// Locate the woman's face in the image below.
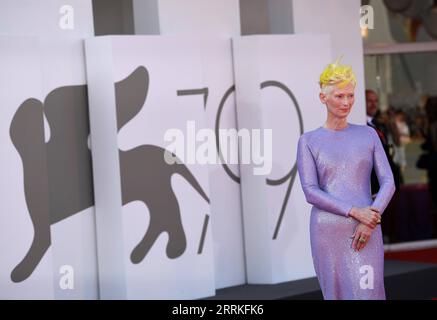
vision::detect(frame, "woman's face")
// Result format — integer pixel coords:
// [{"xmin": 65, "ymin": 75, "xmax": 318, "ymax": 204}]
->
[{"xmin": 319, "ymin": 82, "xmax": 355, "ymax": 119}]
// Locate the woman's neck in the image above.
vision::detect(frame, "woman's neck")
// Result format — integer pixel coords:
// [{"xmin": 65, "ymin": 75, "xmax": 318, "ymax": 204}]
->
[{"xmin": 324, "ymin": 116, "xmax": 349, "ymax": 130}]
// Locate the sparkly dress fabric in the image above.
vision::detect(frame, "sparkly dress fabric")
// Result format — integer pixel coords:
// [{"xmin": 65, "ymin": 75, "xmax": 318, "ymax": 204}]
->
[{"xmin": 297, "ymin": 123, "xmax": 395, "ymax": 300}]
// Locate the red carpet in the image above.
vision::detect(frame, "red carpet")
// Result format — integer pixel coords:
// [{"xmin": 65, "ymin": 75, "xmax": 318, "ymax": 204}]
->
[{"xmin": 385, "ymin": 248, "xmax": 437, "ymax": 264}]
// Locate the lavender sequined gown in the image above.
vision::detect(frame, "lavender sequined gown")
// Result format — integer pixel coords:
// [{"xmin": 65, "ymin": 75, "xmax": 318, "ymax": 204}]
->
[{"xmin": 297, "ymin": 123, "xmax": 395, "ymax": 300}]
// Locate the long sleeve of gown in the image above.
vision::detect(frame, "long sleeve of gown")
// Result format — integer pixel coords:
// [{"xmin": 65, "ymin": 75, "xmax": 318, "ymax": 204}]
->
[
  {"xmin": 297, "ymin": 135, "xmax": 353, "ymax": 217},
  {"xmin": 369, "ymin": 129, "xmax": 396, "ymax": 214}
]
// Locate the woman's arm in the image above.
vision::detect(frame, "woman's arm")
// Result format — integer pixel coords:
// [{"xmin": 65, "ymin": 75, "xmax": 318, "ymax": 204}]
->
[
  {"xmin": 297, "ymin": 134, "xmax": 353, "ymax": 217},
  {"xmin": 369, "ymin": 128, "xmax": 396, "ymax": 214}
]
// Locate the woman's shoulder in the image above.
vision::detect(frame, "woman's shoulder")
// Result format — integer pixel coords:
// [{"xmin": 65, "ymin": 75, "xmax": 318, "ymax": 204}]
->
[
  {"xmin": 349, "ymin": 123, "xmax": 371, "ymax": 130},
  {"xmin": 363, "ymin": 123, "xmax": 381, "ymax": 139},
  {"xmin": 299, "ymin": 127, "xmax": 321, "ymax": 142},
  {"xmin": 350, "ymin": 123, "xmax": 377, "ymax": 137},
  {"xmin": 350, "ymin": 124, "xmax": 383, "ymax": 148},
  {"xmin": 298, "ymin": 127, "xmax": 328, "ymax": 151}
]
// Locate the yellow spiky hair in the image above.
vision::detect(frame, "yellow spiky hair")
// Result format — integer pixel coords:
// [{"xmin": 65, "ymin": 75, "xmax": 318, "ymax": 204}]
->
[{"xmin": 319, "ymin": 56, "xmax": 357, "ymax": 89}]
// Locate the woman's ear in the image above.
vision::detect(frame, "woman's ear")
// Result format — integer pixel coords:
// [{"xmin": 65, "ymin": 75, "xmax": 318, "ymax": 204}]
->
[{"xmin": 319, "ymin": 92, "xmax": 327, "ymax": 104}]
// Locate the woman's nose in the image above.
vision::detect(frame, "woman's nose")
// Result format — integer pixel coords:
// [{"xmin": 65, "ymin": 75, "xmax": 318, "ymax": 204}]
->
[{"xmin": 343, "ymin": 97, "xmax": 352, "ymax": 105}]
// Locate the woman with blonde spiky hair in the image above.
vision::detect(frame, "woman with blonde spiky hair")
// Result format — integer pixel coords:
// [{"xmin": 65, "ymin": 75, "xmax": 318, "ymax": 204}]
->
[{"xmin": 296, "ymin": 58, "xmax": 395, "ymax": 300}]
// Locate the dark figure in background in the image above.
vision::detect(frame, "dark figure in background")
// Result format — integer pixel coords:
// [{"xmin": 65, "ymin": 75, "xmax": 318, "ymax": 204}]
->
[
  {"xmin": 365, "ymin": 90, "xmax": 402, "ymax": 243},
  {"xmin": 365, "ymin": 90, "xmax": 402, "ymax": 195},
  {"xmin": 424, "ymin": 97, "xmax": 437, "ymax": 234},
  {"xmin": 377, "ymin": 108, "xmax": 405, "ymax": 184}
]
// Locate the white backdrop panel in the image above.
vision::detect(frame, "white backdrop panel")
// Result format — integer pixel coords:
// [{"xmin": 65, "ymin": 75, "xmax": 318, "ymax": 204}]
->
[
  {"xmin": 233, "ymin": 34, "xmax": 333, "ymax": 283},
  {"xmin": 86, "ymin": 36, "xmax": 219, "ymax": 299},
  {"xmin": 0, "ymin": 36, "xmax": 98, "ymax": 299},
  {"xmin": 197, "ymin": 36, "xmax": 246, "ymax": 289}
]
